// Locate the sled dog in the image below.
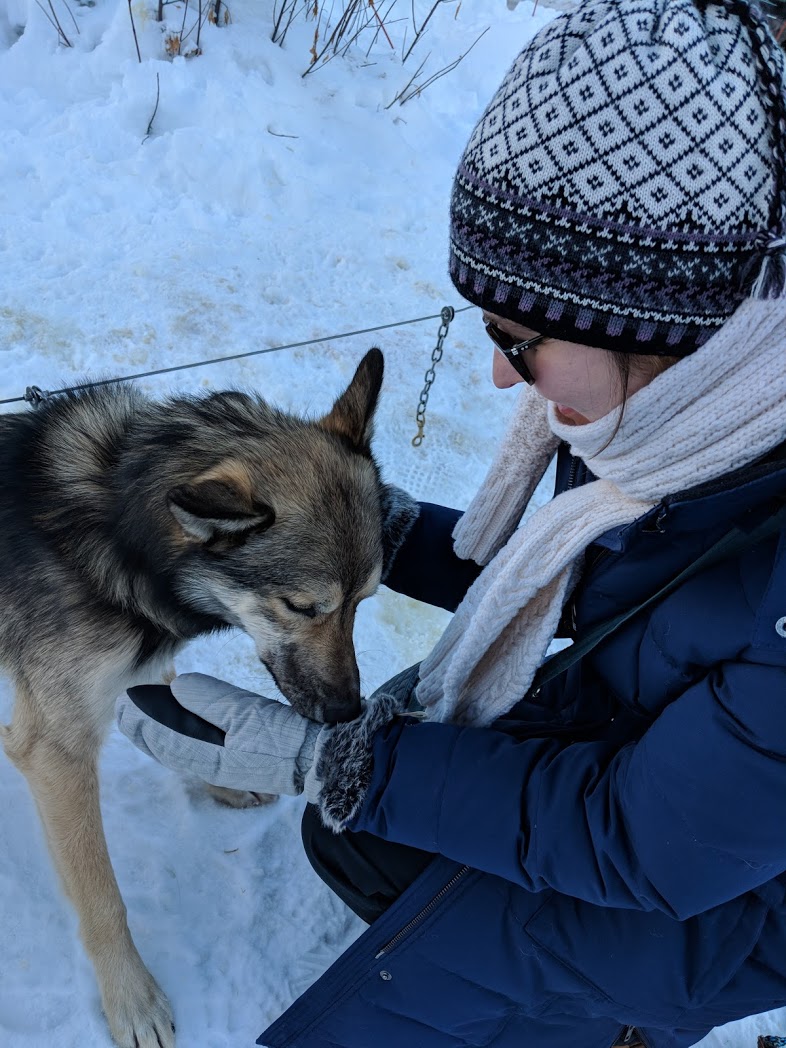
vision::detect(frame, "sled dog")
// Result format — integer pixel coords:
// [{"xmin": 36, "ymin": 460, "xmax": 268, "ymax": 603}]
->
[{"xmin": 0, "ymin": 348, "xmax": 394, "ymax": 1048}]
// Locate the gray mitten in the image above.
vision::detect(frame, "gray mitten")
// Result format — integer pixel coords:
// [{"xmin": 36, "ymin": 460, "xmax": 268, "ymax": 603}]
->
[
  {"xmin": 117, "ymin": 663, "xmax": 422, "ymax": 831},
  {"xmin": 117, "ymin": 675, "xmax": 321, "ymax": 796}
]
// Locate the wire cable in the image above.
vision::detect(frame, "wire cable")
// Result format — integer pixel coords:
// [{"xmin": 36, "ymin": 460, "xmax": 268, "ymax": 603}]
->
[{"xmin": 0, "ymin": 305, "xmax": 475, "ymax": 407}]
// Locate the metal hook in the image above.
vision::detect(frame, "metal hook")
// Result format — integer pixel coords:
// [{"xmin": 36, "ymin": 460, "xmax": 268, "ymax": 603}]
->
[{"xmin": 23, "ymin": 386, "xmax": 50, "ymax": 408}]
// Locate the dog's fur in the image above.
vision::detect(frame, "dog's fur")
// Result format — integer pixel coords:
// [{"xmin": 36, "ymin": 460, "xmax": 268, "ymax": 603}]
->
[{"xmin": 0, "ymin": 349, "xmax": 391, "ymax": 1048}]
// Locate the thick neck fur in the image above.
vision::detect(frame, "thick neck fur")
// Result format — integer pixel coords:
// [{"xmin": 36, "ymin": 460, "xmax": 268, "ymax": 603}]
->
[
  {"xmin": 0, "ymin": 381, "xmax": 384, "ymax": 663},
  {"xmin": 3, "ymin": 387, "xmax": 265, "ymax": 639}
]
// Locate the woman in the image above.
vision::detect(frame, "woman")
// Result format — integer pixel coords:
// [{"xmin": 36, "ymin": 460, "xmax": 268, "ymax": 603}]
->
[{"xmin": 118, "ymin": 1, "xmax": 786, "ymax": 1046}]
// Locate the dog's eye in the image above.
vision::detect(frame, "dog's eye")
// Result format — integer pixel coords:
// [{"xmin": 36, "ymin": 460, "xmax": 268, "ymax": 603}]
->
[{"xmin": 282, "ymin": 598, "xmax": 318, "ymax": 619}]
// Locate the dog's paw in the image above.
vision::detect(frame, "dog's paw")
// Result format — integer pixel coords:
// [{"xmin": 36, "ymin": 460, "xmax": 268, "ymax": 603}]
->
[
  {"xmin": 204, "ymin": 783, "xmax": 278, "ymax": 808},
  {"xmin": 100, "ymin": 946, "xmax": 175, "ymax": 1048}
]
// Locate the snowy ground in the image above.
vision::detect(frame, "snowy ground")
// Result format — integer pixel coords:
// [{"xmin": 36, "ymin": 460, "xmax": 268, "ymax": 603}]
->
[{"xmin": 0, "ymin": 1, "xmax": 783, "ymax": 1045}]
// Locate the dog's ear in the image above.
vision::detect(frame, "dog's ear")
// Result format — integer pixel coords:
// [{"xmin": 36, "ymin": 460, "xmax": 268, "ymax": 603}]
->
[
  {"xmin": 168, "ymin": 479, "xmax": 274, "ymax": 543},
  {"xmin": 319, "ymin": 347, "xmax": 383, "ymax": 452}
]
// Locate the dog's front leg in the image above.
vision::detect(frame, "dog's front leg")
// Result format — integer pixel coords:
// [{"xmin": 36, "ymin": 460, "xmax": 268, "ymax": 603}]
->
[{"xmin": 2, "ymin": 691, "xmax": 176, "ymax": 1048}]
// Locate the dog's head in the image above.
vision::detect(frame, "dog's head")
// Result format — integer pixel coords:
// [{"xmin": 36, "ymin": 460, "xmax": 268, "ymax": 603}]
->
[{"xmin": 166, "ymin": 349, "xmax": 401, "ymax": 723}]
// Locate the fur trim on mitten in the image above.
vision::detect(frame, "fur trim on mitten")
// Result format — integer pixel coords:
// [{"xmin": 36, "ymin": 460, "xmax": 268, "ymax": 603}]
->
[
  {"xmin": 305, "ymin": 662, "xmax": 421, "ymax": 833},
  {"xmin": 380, "ymin": 484, "xmax": 420, "ymax": 581}
]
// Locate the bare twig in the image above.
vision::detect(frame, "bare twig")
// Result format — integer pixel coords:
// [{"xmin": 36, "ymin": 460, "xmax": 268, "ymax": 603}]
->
[
  {"xmin": 61, "ymin": 0, "xmax": 80, "ymax": 37},
  {"xmin": 36, "ymin": 0, "xmax": 72, "ymax": 45},
  {"xmin": 181, "ymin": 0, "xmax": 213, "ymax": 47},
  {"xmin": 267, "ymin": 126, "xmax": 299, "ymax": 138},
  {"xmin": 368, "ymin": 0, "xmax": 393, "ymax": 48},
  {"xmin": 272, "ymin": 0, "xmax": 303, "ymax": 44},
  {"xmin": 365, "ymin": 2, "xmax": 403, "ymax": 57},
  {"xmin": 304, "ymin": 0, "xmax": 382, "ymax": 74},
  {"xmin": 385, "ymin": 51, "xmax": 428, "ymax": 108},
  {"xmin": 33, "ymin": 0, "xmax": 66, "ymax": 42},
  {"xmin": 48, "ymin": 0, "xmax": 71, "ymax": 43},
  {"xmin": 390, "ymin": 25, "xmax": 488, "ymax": 106},
  {"xmin": 142, "ymin": 73, "xmax": 161, "ymax": 143},
  {"xmin": 128, "ymin": 0, "xmax": 142, "ymax": 61},
  {"xmin": 402, "ymin": 0, "xmax": 442, "ymax": 64},
  {"xmin": 279, "ymin": 0, "xmax": 475, "ymax": 87}
]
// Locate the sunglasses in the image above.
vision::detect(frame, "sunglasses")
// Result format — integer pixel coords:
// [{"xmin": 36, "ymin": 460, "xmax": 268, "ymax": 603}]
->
[{"xmin": 484, "ymin": 320, "xmax": 546, "ymax": 385}]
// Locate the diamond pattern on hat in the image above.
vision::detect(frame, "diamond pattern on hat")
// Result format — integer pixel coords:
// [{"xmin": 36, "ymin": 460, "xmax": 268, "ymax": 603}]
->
[
  {"xmin": 466, "ymin": 0, "xmax": 776, "ymax": 235},
  {"xmin": 450, "ymin": 0, "xmax": 786, "ymax": 354}
]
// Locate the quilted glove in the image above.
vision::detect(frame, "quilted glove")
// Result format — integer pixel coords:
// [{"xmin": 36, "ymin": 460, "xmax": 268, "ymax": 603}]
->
[{"xmin": 116, "ymin": 663, "xmax": 421, "ymax": 832}]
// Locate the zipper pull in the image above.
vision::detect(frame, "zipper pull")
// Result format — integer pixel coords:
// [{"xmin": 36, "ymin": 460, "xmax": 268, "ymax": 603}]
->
[{"xmin": 642, "ymin": 508, "xmax": 667, "ymax": 534}]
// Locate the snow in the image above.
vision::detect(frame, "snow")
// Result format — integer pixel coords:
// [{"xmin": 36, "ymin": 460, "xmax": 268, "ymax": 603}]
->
[{"xmin": 0, "ymin": 1, "xmax": 783, "ymax": 1045}]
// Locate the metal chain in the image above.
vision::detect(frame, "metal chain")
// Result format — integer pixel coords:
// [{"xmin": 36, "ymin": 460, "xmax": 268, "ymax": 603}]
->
[{"xmin": 412, "ymin": 305, "xmax": 454, "ymax": 447}]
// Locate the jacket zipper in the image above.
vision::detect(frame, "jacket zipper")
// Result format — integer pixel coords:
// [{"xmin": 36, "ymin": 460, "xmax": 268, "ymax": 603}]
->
[
  {"xmin": 641, "ymin": 507, "xmax": 667, "ymax": 534},
  {"xmin": 613, "ymin": 1025, "xmax": 653, "ymax": 1048},
  {"xmin": 375, "ymin": 866, "xmax": 470, "ymax": 959},
  {"xmin": 377, "ymin": 871, "xmax": 652, "ymax": 1048},
  {"xmin": 560, "ymin": 454, "xmax": 581, "ymax": 635},
  {"xmin": 566, "ymin": 454, "xmax": 580, "ymax": 491}
]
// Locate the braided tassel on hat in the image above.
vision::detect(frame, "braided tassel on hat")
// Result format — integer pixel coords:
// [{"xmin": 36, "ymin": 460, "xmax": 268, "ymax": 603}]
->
[{"xmin": 716, "ymin": 0, "xmax": 786, "ymax": 299}]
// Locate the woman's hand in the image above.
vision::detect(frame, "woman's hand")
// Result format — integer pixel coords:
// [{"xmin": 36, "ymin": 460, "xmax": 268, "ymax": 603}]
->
[
  {"xmin": 116, "ymin": 663, "xmax": 421, "ymax": 831},
  {"xmin": 117, "ymin": 674, "xmax": 322, "ymax": 796}
]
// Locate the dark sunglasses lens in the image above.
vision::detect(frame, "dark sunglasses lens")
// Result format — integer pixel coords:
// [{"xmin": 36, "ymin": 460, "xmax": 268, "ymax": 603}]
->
[
  {"xmin": 485, "ymin": 323, "xmax": 535, "ymax": 384},
  {"xmin": 506, "ymin": 353, "xmax": 535, "ymax": 384},
  {"xmin": 485, "ymin": 322, "xmax": 515, "ymax": 352}
]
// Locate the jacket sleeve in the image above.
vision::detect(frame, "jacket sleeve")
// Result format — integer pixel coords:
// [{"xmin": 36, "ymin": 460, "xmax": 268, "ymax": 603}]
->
[
  {"xmin": 352, "ymin": 651, "xmax": 786, "ymax": 920},
  {"xmin": 382, "ymin": 501, "xmax": 483, "ymax": 613},
  {"xmin": 384, "ymin": 450, "xmax": 585, "ymax": 614}
]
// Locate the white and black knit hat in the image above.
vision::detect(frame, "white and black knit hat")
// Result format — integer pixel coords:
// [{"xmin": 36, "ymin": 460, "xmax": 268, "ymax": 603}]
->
[{"xmin": 449, "ymin": 0, "xmax": 786, "ymax": 355}]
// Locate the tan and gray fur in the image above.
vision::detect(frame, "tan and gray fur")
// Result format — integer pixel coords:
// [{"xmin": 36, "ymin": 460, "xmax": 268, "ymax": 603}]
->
[{"xmin": 0, "ymin": 349, "xmax": 392, "ymax": 1048}]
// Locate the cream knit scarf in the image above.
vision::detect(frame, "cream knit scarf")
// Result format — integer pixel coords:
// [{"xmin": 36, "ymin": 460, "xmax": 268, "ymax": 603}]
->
[{"xmin": 416, "ymin": 300, "xmax": 786, "ymax": 726}]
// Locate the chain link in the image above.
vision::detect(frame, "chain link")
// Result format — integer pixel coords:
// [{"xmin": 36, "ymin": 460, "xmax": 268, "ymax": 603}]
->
[{"xmin": 412, "ymin": 306, "xmax": 454, "ymax": 446}]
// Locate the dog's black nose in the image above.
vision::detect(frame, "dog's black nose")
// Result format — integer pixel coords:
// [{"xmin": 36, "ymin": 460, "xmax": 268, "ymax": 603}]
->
[{"xmin": 322, "ymin": 700, "xmax": 362, "ymax": 724}]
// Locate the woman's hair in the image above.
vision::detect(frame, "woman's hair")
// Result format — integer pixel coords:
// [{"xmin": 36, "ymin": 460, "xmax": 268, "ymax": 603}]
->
[
  {"xmin": 602, "ymin": 352, "xmax": 680, "ymax": 447},
  {"xmin": 613, "ymin": 353, "xmax": 680, "ymax": 403}
]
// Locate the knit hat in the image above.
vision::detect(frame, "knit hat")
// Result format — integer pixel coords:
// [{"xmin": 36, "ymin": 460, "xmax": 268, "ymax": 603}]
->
[{"xmin": 449, "ymin": 0, "xmax": 786, "ymax": 355}]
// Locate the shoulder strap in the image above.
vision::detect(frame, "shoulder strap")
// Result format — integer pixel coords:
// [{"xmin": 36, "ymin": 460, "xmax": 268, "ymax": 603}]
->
[{"xmin": 530, "ymin": 500, "xmax": 786, "ymax": 695}]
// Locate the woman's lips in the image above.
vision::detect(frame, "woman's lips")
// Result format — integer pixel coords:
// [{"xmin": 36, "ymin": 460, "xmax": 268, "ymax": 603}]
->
[{"xmin": 555, "ymin": 403, "xmax": 589, "ymax": 425}]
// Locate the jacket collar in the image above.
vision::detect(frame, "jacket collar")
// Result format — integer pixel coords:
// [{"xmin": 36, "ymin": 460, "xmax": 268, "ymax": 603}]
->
[
  {"xmin": 567, "ymin": 440, "xmax": 786, "ymax": 553},
  {"xmin": 624, "ymin": 440, "xmax": 786, "ymax": 544}
]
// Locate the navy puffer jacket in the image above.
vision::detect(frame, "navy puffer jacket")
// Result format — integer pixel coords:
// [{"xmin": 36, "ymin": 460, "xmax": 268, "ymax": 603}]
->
[{"xmin": 260, "ymin": 442, "xmax": 786, "ymax": 1048}]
